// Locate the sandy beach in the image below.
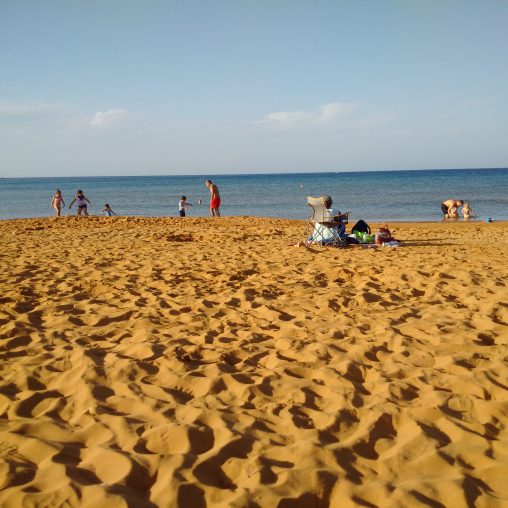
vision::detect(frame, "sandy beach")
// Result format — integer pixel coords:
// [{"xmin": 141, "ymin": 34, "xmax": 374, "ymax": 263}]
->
[{"xmin": 0, "ymin": 216, "xmax": 507, "ymax": 507}]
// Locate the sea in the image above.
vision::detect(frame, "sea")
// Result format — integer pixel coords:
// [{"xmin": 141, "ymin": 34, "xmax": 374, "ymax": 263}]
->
[{"xmin": 1, "ymin": 168, "xmax": 507, "ymax": 222}]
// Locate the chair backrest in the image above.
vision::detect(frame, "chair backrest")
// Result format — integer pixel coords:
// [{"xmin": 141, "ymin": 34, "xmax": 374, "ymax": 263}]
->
[{"xmin": 307, "ymin": 196, "xmax": 330, "ymax": 223}]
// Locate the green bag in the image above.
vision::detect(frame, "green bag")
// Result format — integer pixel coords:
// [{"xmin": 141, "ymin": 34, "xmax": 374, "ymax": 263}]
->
[{"xmin": 353, "ymin": 231, "xmax": 375, "ymax": 244}]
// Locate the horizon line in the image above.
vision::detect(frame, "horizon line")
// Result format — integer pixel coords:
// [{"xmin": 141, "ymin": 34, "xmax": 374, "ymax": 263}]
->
[{"xmin": 2, "ymin": 166, "xmax": 507, "ymax": 179}]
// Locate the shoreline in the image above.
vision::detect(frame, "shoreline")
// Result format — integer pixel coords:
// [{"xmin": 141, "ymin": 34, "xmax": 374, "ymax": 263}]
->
[{"xmin": 1, "ymin": 215, "xmax": 505, "ymax": 224}]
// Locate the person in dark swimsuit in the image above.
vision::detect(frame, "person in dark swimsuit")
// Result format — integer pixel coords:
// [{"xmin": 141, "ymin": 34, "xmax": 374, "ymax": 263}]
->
[
  {"xmin": 441, "ymin": 199, "xmax": 463, "ymax": 218},
  {"xmin": 69, "ymin": 190, "xmax": 92, "ymax": 216}
]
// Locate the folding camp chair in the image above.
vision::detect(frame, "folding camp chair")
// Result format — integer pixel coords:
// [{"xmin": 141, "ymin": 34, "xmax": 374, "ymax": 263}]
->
[{"xmin": 305, "ymin": 196, "xmax": 350, "ymax": 247}]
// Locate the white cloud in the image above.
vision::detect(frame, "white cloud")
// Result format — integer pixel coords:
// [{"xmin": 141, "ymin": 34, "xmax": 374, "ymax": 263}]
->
[
  {"xmin": 89, "ymin": 108, "xmax": 127, "ymax": 128},
  {"xmin": 261, "ymin": 110, "xmax": 309, "ymax": 126},
  {"xmin": 258, "ymin": 100, "xmax": 395, "ymax": 132},
  {"xmin": 315, "ymin": 101, "xmax": 357, "ymax": 123},
  {"xmin": 258, "ymin": 101, "xmax": 358, "ymax": 128}
]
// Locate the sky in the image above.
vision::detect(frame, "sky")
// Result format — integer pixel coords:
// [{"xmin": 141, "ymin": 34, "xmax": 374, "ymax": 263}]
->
[{"xmin": 0, "ymin": 0, "xmax": 507, "ymax": 177}]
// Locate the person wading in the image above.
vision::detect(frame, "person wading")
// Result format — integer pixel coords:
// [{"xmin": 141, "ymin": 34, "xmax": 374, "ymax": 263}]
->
[{"xmin": 206, "ymin": 180, "xmax": 221, "ymax": 217}]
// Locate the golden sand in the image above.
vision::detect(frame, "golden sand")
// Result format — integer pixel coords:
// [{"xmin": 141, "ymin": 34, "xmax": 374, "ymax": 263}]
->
[{"xmin": 0, "ymin": 216, "xmax": 507, "ymax": 507}]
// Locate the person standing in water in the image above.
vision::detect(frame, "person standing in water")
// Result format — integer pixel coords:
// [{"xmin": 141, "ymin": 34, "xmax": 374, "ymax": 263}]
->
[
  {"xmin": 441, "ymin": 199, "xmax": 463, "ymax": 219},
  {"xmin": 178, "ymin": 196, "xmax": 192, "ymax": 217},
  {"xmin": 69, "ymin": 190, "xmax": 92, "ymax": 216},
  {"xmin": 462, "ymin": 202, "xmax": 474, "ymax": 219},
  {"xmin": 102, "ymin": 203, "xmax": 116, "ymax": 216},
  {"xmin": 51, "ymin": 189, "xmax": 65, "ymax": 216},
  {"xmin": 206, "ymin": 180, "xmax": 221, "ymax": 217}
]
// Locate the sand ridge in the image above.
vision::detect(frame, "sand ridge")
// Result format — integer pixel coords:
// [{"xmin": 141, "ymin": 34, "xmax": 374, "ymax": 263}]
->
[{"xmin": 0, "ymin": 216, "xmax": 507, "ymax": 507}]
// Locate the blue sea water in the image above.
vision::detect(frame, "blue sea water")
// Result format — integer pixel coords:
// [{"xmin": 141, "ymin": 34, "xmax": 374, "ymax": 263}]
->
[{"xmin": 0, "ymin": 168, "xmax": 507, "ymax": 222}]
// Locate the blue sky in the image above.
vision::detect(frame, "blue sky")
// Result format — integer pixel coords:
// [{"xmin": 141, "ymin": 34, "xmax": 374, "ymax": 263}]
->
[{"xmin": 1, "ymin": 0, "xmax": 507, "ymax": 176}]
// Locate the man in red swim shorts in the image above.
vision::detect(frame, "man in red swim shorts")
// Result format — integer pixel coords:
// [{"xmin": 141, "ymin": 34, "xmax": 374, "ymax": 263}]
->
[{"xmin": 206, "ymin": 180, "xmax": 221, "ymax": 217}]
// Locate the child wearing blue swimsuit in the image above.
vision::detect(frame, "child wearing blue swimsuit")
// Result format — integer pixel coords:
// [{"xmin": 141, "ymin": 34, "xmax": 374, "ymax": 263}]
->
[{"xmin": 102, "ymin": 204, "xmax": 116, "ymax": 216}]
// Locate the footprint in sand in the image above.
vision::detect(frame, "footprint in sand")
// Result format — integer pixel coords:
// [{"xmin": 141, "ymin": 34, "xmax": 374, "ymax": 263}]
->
[
  {"xmin": 142, "ymin": 423, "xmax": 214, "ymax": 455},
  {"xmin": 15, "ymin": 390, "xmax": 63, "ymax": 418}
]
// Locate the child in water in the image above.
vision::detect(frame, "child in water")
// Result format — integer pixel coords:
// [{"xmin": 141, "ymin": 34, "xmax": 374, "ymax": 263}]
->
[
  {"xmin": 462, "ymin": 202, "xmax": 474, "ymax": 219},
  {"xmin": 102, "ymin": 204, "xmax": 116, "ymax": 216},
  {"xmin": 178, "ymin": 196, "xmax": 192, "ymax": 217},
  {"xmin": 51, "ymin": 189, "xmax": 65, "ymax": 216},
  {"xmin": 69, "ymin": 190, "xmax": 92, "ymax": 216},
  {"xmin": 447, "ymin": 205, "xmax": 459, "ymax": 219}
]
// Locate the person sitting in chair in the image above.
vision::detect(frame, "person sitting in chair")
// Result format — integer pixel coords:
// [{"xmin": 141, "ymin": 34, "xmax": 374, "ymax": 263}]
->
[{"xmin": 309, "ymin": 196, "xmax": 346, "ymax": 245}]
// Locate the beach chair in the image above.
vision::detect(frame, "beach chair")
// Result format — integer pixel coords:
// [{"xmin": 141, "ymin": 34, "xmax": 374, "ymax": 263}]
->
[{"xmin": 305, "ymin": 196, "xmax": 349, "ymax": 247}]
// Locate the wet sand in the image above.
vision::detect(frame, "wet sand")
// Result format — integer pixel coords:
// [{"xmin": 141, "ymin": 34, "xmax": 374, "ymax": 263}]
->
[{"xmin": 0, "ymin": 216, "xmax": 507, "ymax": 507}]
